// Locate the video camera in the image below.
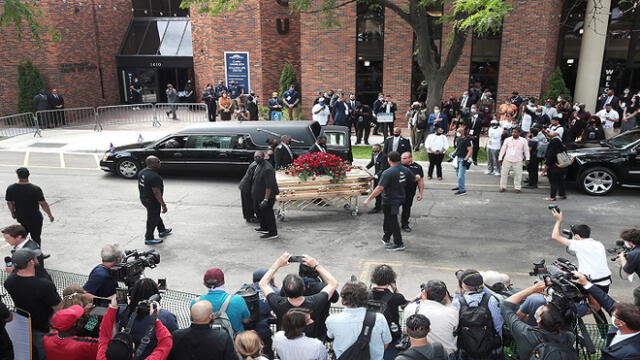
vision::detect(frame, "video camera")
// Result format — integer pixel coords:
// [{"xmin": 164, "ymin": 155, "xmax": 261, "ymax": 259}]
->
[
  {"xmin": 109, "ymin": 249, "xmax": 160, "ymax": 287},
  {"xmin": 135, "ymin": 294, "xmax": 161, "ymax": 316},
  {"xmin": 607, "ymin": 240, "xmax": 629, "ymax": 261}
]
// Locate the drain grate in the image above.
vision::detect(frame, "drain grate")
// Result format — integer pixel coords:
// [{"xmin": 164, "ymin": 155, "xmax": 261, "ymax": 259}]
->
[{"xmin": 29, "ymin": 142, "xmax": 67, "ymax": 148}]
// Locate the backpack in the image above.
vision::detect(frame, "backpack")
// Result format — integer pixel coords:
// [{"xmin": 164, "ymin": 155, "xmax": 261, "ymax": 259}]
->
[
  {"xmin": 556, "ymin": 151, "xmax": 573, "ymax": 168},
  {"xmin": 213, "ymin": 294, "xmax": 235, "ymax": 339},
  {"xmin": 456, "ymin": 293, "xmax": 502, "ymax": 358},
  {"xmin": 529, "ymin": 335, "xmax": 578, "ymax": 360},
  {"xmin": 236, "ymin": 284, "xmax": 260, "ymax": 330},
  {"xmin": 337, "ymin": 310, "xmax": 377, "ymax": 360},
  {"xmin": 367, "ymin": 292, "xmax": 400, "ymax": 338}
]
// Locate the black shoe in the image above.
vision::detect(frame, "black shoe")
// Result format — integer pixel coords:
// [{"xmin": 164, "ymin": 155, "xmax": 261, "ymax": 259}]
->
[
  {"xmin": 402, "ymin": 225, "xmax": 412, "ymax": 232},
  {"xmin": 369, "ymin": 208, "xmax": 381, "ymax": 214},
  {"xmin": 254, "ymin": 228, "xmax": 269, "ymax": 233},
  {"xmin": 473, "ymin": 160, "xmax": 478, "ymax": 166},
  {"xmin": 523, "ymin": 185, "xmax": 538, "ymax": 189},
  {"xmin": 260, "ymin": 233, "xmax": 279, "ymax": 239},
  {"xmin": 451, "ymin": 187, "xmax": 459, "ymax": 191},
  {"xmin": 386, "ymin": 244, "xmax": 406, "ymax": 251},
  {"xmin": 246, "ymin": 218, "xmax": 259, "ymax": 223},
  {"xmin": 454, "ymin": 191, "xmax": 467, "ymax": 196},
  {"xmin": 145, "ymin": 238, "xmax": 163, "ymax": 245},
  {"xmin": 158, "ymin": 228, "xmax": 172, "ymax": 237}
]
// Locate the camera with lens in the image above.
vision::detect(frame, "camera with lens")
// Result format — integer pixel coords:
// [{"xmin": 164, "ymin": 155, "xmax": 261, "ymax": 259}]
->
[
  {"xmin": 607, "ymin": 240, "xmax": 629, "ymax": 261},
  {"xmin": 109, "ymin": 249, "xmax": 160, "ymax": 287},
  {"xmin": 529, "ymin": 258, "xmax": 586, "ymax": 305},
  {"xmin": 135, "ymin": 294, "xmax": 161, "ymax": 316}
]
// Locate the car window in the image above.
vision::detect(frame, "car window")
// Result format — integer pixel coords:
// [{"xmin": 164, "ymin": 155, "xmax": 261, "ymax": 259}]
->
[
  {"xmin": 191, "ymin": 135, "xmax": 234, "ymax": 149},
  {"xmin": 157, "ymin": 136, "xmax": 189, "ymax": 149},
  {"xmin": 324, "ymin": 131, "xmax": 347, "ymax": 147},
  {"xmin": 609, "ymin": 131, "xmax": 640, "ymax": 149}
]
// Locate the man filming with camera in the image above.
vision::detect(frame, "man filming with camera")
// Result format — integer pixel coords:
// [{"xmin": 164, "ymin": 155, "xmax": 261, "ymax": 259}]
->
[
  {"xmin": 617, "ymin": 228, "xmax": 640, "ymax": 282},
  {"xmin": 83, "ymin": 244, "xmax": 123, "ymax": 298}
]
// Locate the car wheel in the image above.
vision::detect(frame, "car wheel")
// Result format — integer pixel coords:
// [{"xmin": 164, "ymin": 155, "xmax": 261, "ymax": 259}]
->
[
  {"xmin": 578, "ymin": 166, "xmax": 617, "ymax": 196},
  {"xmin": 116, "ymin": 158, "xmax": 140, "ymax": 179}
]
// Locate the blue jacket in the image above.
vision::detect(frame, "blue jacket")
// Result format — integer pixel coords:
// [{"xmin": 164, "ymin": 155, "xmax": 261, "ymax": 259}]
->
[
  {"xmin": 332, "ymin": 101, "xmax": 349, "ymax": 126},
  {"xmin": 587, "ymin": 285, "xmax": 640, "ymax": 359},
  {"xmin": 428, "ymin": 113, "xmax": 448, "ymax": 133}
]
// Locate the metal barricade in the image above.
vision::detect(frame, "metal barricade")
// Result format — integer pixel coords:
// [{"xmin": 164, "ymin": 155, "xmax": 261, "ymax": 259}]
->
[
  {"xmin": 35, "ymin": 107, "xmax": 96, "ymax": 131},
  {"xmin": 95, "ymin": 103, "xmax": 156, "ymax": 131},
  {"xmin": 0, "ymin": 112, "xmax": 39, "ymax": 138},
  {"xmin": 154, "ymin": 103, "xmax": 208, "ymax": 125}
]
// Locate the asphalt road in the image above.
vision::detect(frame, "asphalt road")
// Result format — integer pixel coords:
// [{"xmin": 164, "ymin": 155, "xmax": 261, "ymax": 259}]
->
[{"xmin": 0, "ymin": 149, "xmax": 637, "ymax": 303}]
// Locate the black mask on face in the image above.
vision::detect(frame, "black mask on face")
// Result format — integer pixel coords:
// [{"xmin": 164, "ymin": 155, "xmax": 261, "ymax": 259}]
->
[
  {"xmin": 393, "ymin": 133, "xmax": 400, "ymax": 137},
  {"xmin": 255, "ymin": 157, "xmax": 264, "ymax": 164}
]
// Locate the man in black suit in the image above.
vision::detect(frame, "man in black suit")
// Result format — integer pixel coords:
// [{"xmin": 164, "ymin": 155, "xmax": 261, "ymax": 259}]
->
[
  {"xmin": 365, "ymin": 144, "xmax": 389, "ymax": 214},
  {"xmin": 47, "ymin": 88, "xmax": 65, "ymax": 127},
  {"xmin": 378, "ymin": 95, "xmax": 397, "ymax": 138},
  {"xmin": 465, "ymin": 104, "xmax": 484, "ymax": 165},
  {"xmin": 372, "ymin": 92, "xmax": 385, "ymax": 135},
  {"xmin": 346, "ymin": 93, "xmax": 360, "ymax": 135},
  {"xmin": 239, "ymin": 161, "xmax": 258, "ymax": 223},
  {"xmin": 383, "ymin": 127, "xmax": 412, "ymax": 155},
  {"xmin": 308, "ymin": 135, "xmax": 328, "ymax": 154},
  {"xmin": 33, "ymin": 89, "xmax": 51, "ymax": 128},
  {"xmin": 598, "ymin": 89, "xmax": 621, "ymax": 112},
  {"xmin": 2, "ymin": 224, "xmax": 49, "ymax": 279},
  {"xmin": 275, "ymin": 135, "xmax": 295, "ymax": 169},
  {"xmin": 355, "ymin": 103, "xmax": 373, "ymax": 145},
  {"xmin": 251, "ymin": 151, "xmax": 279, "ymax": 240}
]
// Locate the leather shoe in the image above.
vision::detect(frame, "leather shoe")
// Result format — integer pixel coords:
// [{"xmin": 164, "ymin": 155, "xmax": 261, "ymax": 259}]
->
[
  {"xmin": 369, "ymin": 208, "xmax": 381, "ymax": 214},
  {"xmin": 498, "ymin": 188, "xmax": 506, "ymax": 193}
]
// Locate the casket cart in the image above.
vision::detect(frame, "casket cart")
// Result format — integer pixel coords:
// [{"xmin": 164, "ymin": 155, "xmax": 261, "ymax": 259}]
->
[{"xmin": 275, "ymin": 166, "xmax": 372, "ymax": 220}]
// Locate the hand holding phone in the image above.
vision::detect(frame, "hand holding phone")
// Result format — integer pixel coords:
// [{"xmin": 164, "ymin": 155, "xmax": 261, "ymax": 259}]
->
[{"xmin": 288, "ymin": 255, "xmax": 305, "ymax": 263}]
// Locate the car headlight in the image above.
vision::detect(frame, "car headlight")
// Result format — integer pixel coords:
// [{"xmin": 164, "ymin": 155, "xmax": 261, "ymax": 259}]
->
[{"xmin": 102, "ymin": 152, "xmax": 110, "ymax": 161}]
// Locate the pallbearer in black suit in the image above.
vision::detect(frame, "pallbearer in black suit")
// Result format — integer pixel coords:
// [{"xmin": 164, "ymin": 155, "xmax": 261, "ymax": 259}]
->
[
  {"xmin": 47, "ymin": 88, "xmax": 65, "ymax": 126},
  {"xmin": 252, "ymin": 151, "xmax": 279, "ymax": 240},
  {"xmin": 383, "ymin": 127, "xmax": 412, "ymax": 155},
  {"xmin": 275, "ymin": 135, "xmax": 296, "ymax": 169},
  {"xmin": 239, "ymin": 161, "xmax": 258, "ymax": 223},
  {"xmin": 307, "ymin": 135, "xmax": 327, "ymax": 154}
]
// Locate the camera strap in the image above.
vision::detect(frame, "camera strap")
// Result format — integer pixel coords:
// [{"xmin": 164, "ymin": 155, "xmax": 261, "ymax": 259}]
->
[{"xmin": 134, "ymin": 313, "xmax": 158, "ymax": 360}]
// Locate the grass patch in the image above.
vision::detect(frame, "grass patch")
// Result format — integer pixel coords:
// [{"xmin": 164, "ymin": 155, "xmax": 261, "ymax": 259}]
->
[{"xmin": 352, "ymin": 145, "xmax": 488, "ymax": 163}]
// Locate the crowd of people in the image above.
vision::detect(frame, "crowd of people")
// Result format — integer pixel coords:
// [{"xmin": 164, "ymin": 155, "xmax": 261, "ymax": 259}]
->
[{"xmin": 2, "ymin": 221, "xmax": 640, "ymax": 360}]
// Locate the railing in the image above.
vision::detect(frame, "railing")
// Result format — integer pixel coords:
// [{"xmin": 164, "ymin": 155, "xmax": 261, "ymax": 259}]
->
[{"xmin": 0, "ymin": 103, "xmax": 210, "ymax": 138}]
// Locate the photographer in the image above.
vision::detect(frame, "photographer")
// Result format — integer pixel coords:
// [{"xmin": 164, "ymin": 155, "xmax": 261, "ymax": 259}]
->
[
  {"xmin": 453, "ymin": 128, "xmax": 473, "ymax": 196},
  {"xmin": 572, "ymin": 272, "xmax": 640, "ymax": 359},
  {"xmin": 117, "ymin": 279, "xmax": 178, "ymax": 358},
  {"xmin": 618, "ymin": 228, "xmax": 640, "ymax": 281},
  {"xmin": 550, "ymin": 209, "xmax": 611, "ymax": 325},
  {"xmin": 500, "ymin": 282, "xmax": 576, "ymax": 360},
  {"xmin": 84, "ymin": 244, "xmax": 123, "ymax": 298},
  {"xmin": 98, "ymin": 296, "xmax": 172, "ymax": 360},
  {"xmin": 299, "ymin": 263, "xmax": 339, "ymax": 341},
  {"xmin": 396, "ymin": 314, "xmax": 448, "ymax": 360},
  {"xmin": 44, "ymin": 305, "xmax": 98, "ymax": 360}
]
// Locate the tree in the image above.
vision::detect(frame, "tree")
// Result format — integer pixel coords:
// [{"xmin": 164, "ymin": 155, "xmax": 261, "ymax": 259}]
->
[
  {"xmin": 1, "ymin": 0, "xmax": 60, "ymax": 43},
  {"xmin": 17, "ymin": 59, "xmax": 46, "ymax": 113},
  {"xmin": 543, "ymin": 67, "xmax": 572, "ymax": 103},
  {"xmin": 182, "ymin": 0, "xmax": 511, "ymax": 112},
  {"xmin": 279, "ymin": 62, "xmax": 298, "ymax": 99}
]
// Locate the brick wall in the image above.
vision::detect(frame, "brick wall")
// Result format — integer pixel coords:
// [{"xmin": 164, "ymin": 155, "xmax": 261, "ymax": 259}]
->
[
  {"xmin": 299, "ymin": 3, "xmax": 357, "ymax": 118},
  {"xmin": 0, "ymin": 0, "xmax": 131, "ymax": 115}
]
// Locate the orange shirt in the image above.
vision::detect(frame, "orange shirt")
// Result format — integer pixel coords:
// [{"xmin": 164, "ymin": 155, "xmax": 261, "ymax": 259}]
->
[{"xmin": 218, "ymin": 97, "xmax": 232, "ymax": 110}]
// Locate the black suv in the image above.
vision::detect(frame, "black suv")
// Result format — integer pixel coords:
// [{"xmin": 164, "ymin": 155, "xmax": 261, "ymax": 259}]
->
[
  {"xmin": 100, "ymin": 121, "xmax": 352, "ymax": 179},
  {"xmin": 568, "ymin": 129, "xmax": 640, "ymax": 196}
]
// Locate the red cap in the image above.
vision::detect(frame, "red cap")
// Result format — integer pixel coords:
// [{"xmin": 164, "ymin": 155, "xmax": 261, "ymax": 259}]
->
[
  {"xmin": 51, "ymin": 305, "xmax": 84, "ymax": 331},
  {"xmin": 203, "ymin": 268, "xmax": 225, "ymax": 285}
]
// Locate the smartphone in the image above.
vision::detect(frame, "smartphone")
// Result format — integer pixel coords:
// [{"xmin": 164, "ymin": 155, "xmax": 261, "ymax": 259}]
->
[
  {"xmin": 93, "ymin": 297, "xmax": 110, "ymax": 308},
  {"xmin": 548, "ymin": 204, "xmax": 560, "ymax": 212},
  {"xmin": 116, "ymin": 288, "xmax": 128, "ymax": 306},
  {"xmin": 288, "ymin": 255, "xmax": 305, "ymax": 263},
  {"xmin": 158, "ymin": 278, "xmax": 167, "ymax": 292}
]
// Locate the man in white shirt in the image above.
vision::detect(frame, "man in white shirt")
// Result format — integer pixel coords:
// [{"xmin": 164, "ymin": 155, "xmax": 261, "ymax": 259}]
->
[
  {"xmin": 485, "ymin": 120, "xmax": 503, "ymax": 176},
  {"xmin": 403, "ymin": 280, "xmax": 458, "ymax": 355},
  {"xmin": 312, "ymin": 98, "xmax": 331, "ymax": 125},
  {"xmin": 542, "ymin": 117, "xmax": 564, "ymax": 141},
  {"xmin": 498, "ymin": 128, "xmax": 530, "ymax": 193},
  {"xmin": 596, "ymin": 104, "xmax": 620, "ymax": 139},
  {"xmin": 424, "ymin": 126, "xmax": 448, "ymax": 180},
  {"xmin": 542, "ymin": 99, "xmax": 559, "ymax": 120}
]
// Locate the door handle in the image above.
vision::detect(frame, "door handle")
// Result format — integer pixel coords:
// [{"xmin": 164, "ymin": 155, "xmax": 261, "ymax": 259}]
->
[
  {"xmin": 174, "ymin": 152, "xmax": 183, "ymax": 157},
  {"xmin": 219, "ymin": 153, "xmax": 229, "ymax": 158}
]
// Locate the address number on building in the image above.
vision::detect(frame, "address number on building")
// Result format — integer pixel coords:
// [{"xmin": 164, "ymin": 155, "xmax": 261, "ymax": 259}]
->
[{"xmin": 149, "ymin": 62, "xmax": 162, "ymax": 67}]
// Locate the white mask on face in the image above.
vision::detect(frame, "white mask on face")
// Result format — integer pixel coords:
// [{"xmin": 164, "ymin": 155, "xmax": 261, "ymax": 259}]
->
[
  {"xmin": 557, "ymin": 97, "xmax": 562, "ymax": 102},
  {"xmin": 434, "ymin": 110, "xmax": 440, "ymax": 114},
  {"xmin": 574, "ymin": 105, "xmax": 580, "ymax": 111}
]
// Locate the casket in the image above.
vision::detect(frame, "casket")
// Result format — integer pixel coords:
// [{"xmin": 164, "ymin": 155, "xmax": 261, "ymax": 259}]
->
[{"xmin": 276, "ymin": 166, "xmax": 372, "ymax": 201}]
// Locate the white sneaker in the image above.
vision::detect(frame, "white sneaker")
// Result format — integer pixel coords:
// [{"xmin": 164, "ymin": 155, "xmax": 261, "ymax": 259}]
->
[
  {"xmin": 484, "ymin": 170, "xmax": 492, "ymax": 175},
  {"xmin": 493, "ymin": 172, "xmax": 501, "ymax": 176}
]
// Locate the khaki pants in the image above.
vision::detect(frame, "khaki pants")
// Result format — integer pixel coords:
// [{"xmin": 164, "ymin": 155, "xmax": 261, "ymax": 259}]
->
[{"xmin": 500, "ymin": 160, "xmax": 523, "ymax": 190}]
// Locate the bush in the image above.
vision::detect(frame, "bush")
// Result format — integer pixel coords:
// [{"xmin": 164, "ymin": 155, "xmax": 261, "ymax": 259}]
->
[
  {"xmin": 543, "ymin": 67, "xmax": 571, "ymax": 103},
  {"xmin": 279, "ymin": 62, "xmax": 298, "ymax": 98},
  {"xmin": 17, "ymin": 59, "xmax": 46, "ymax": 113}
]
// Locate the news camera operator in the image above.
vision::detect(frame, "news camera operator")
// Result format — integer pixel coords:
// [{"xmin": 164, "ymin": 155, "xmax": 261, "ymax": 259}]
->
[
  {"xmin": 116, "ymin": 279, "xmax": 178, "ymax": 359},
  {"xmin": 500, "ymin": 281, "xmax": 577, "ymax": 360},
  {"xmin": 617, "ymin": 228, "xmax": 640, "ymax": 282},
  {"xmin": 572, "ymin": 271, "xmax": 640, "ymax": 359},
  {"xmin": 98, "ymin": 295, "xmax": 173, "ymax": 360},
  {"xmin": 83, "ymin": 244, "xmax": 123, "ymax": 298}
]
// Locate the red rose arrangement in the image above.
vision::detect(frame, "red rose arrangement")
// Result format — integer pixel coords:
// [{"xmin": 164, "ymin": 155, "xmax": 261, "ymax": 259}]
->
[{"xmin": 284, "ymin": 152, "xmax": 352, "ymax": 183}]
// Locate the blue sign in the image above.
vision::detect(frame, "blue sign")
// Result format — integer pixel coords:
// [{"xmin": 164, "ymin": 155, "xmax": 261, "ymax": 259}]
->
[{"xmin": 224, "ymin": 52, "xmax": 251, "ymax": 93}]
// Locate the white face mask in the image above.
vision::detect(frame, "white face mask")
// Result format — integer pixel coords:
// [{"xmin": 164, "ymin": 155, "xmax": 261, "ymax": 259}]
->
[
  {"xmin": 471, "ymin": 108, "xmax": 478, "ymax": 114},
  {"xmin": 557, "ymin": 97, "xmax": 562, "ymax": 102},
  {"xmin": 574, "ymin": 105, "xmax": 580, "ymax": 111},
  {"xmin": 456, "ymin": 132, "xmax": 461, "ymax": 137},
  {"xmin": 434, "ymin": 110, "xmax": 440, "ymax": 114}
]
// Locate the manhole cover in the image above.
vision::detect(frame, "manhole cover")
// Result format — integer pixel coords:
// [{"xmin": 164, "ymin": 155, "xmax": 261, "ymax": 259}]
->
[{"xmin": 29, "ymin": 142, "xmax": 67, "ymax": 148}]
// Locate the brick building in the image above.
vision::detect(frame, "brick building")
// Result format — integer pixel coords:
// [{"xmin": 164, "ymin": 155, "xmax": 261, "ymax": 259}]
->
[{"xmin": 1, "ymin": 0, "xmax": 639, "ymax": 121}]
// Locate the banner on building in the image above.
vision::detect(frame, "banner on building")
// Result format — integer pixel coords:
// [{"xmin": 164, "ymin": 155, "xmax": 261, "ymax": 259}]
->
[{"xmin": 224, "ymin": 52, "xmax": 251, "ymax": 93}]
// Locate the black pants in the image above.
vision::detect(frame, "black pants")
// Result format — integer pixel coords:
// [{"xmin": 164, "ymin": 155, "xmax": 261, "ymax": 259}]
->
[
  {"xmin": 381, "ymin": 122, "xmax": 393, "ymax": 139},
  {"xmin": 143, "ymin": 202, "xmax": 166, "ymax": 240},
  {"xmin": 427, "ymin": 153, "xmax": 444, "ymax": 178},
  {"xmin": 547, "ymin": 166, "xmax": 567, "ymax": 198},
  {"xmin": 471, "ymin": 137, "xmax": 480, "ymax": 163},
  {"xmin": 356, "ymin": 122, "xmax": 371, "ymax": 144},
  {"xmin": 241, "ymin": 191, "xmax": 256, "ymax": 220},
  {"xmin": 206, "ymin": 103, "xmax": 217, "ymax": 122},
  {"xmin": 400, "ymin": 194, "xmax": 415, "ymax": 228},
  {"xmin": 527, "ymin": 157, "xmax": 540, "ymax": 186},
  {"xmin": 383, "ymin": 204, "xmax": 402, "ymax": 245},
  {"xmin": 19, "ymin": 217, "xmax": 43, "ymax": 246},
  {"xmin": 254, "ymin": 198, "xmax": 277, "ymax": 235},
  {"xmin": 373, "ymin": 179, "xmax": 382, "ymax": 210}
]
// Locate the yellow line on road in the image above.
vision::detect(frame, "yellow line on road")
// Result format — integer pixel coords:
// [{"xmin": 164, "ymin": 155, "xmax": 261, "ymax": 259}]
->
[
  {"xmin": 23, "ymin": 151, "xmax": 29, "ymax": 166},
  {"xmin": 0, "ymin": 163, "xmax": 98, "ymax": 171},
  {"xmin": 59, "ymin": 153, "xmax": 65, "ymax": 168}
]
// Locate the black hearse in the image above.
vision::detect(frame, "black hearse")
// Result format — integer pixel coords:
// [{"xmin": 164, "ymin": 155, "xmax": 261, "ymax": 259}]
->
[{"xmin": 100, "ymin": 121, "xmax": 353, "ymax": 178}]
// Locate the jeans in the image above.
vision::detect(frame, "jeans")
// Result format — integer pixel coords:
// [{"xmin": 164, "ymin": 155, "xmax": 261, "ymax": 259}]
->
[
  {"xmin": 500, "ymin": 160, "xmax": 523, "ymax": 190},
  {"xmin": 457, "ymin": 158, "xmax": 467, "ymax": 192},
  {"xmin": 383, "ymin": 204, "xmax": 402, "ymax": 245},
  {"xmin": 547, "ymin": 166, "xmax": 567, "ymax": 198},
  {"xmin": 254, "ymin": 198, "xmax": 277, "ymax": 235},
  {"xmin": 401, "ymin": 193, "xmax": 415, "ymax": 227},
  {"xmin": 487, "ymin": 148, "xmax": 500, "ymax": 173},
  {"xmin": 33, "ymin": 330, "xmax": 46, "ymax": 360},
  {"xmin": 143, "ymin": 201, "xmax": 166, "ymax": 240},
  {"xmin": 19, "ymin": 216, "xmax": 43, "ymax": 246},
  {"xmin": 427, "ymin": 153, "xmax": 444, "ymax": 178}
]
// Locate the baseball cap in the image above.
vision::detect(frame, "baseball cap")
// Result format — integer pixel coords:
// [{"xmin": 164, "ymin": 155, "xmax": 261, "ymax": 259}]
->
[
  {"xmin": 490, "ymin": 119, "xmax": 498, "ymax": 124},
  {"xmin": 456, "ymin": 269, "xmax": 484, "ymax": 288},
  {"xmin": 318, "ymin": 97, "xmax": 325, "ymax": 103},
  {"xmin": 252, "ymin": 268, "xmax": 268, "ymax": 283},
  {"xmin": 51, "ymin": 305, "xmax": 84, "ymax": 331},
  {"xmin": 204, "ymin": 268, "xmax": 225, "ymax": 285},
  {"xmin": 12, "ymin": 248, "xmax": 42, "ymax": 268}
]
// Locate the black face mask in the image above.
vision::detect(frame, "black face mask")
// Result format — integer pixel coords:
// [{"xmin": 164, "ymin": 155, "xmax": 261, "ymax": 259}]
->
[
  {"xmin": 255, "ymin": 157, "xmax": 264, "ymax": 164},
  {"xmin": 393, "ymin": 133, "xmax": 400, "ymax": 137}
]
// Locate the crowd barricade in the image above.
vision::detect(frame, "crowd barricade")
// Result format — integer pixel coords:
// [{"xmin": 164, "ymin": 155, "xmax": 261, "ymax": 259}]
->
[
  {"xmin": 0, "ymin": 112, "xmax": 39, "ymax": 138},
  {"xmin": 35, "ymin": 107, "xmax": 96, "ymax": 131},
  {"xmin": 95, "ymin": 103, "xmax": 156, "ymax": 131},
  {"xmin": 154, "ymin": 103, "xmax": 208, "ymax": 124}
]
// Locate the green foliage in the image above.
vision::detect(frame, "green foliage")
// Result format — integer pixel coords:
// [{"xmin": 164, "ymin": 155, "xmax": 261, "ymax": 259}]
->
[
  {"xmin": 17, "ymin": 59, "xmax": 46, "ymax": 113},
  {"xmin": 543, "ymin": 67, "xmax": 572, "ymax": 102},
  {"xmin": 279, "ymin": 63, "xmax": 299, "ymax": 100},
  {"xmin": 0, "ymin": 0, "xmax": 60, "ymax": 43},
  {"xmin": 447, "ymin": 0, "xmax": 512, "ymax": 35}
]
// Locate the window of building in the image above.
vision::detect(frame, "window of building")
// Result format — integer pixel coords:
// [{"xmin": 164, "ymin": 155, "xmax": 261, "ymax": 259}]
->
[
  {"xmin": 356, "ymin": 2, "xmax": 384, "ymax": 107},
  {"xmin": 132, "ymin": 0, "xmax": 188, "ymax": 17},
  {"xmin": 120, "ymin": 19, "xmax": 192, "ymax": 56},
  {"xmin": 469, "ymin": 30, "xmax": 502, "ymax": 99}
]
